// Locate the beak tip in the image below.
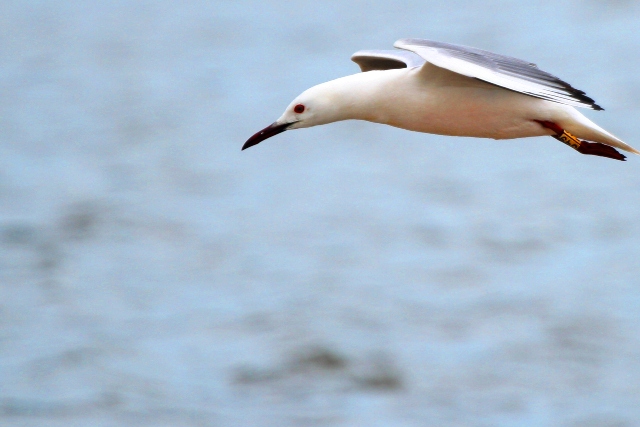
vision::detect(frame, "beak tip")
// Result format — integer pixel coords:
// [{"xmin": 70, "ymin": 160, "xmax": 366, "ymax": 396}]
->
[
  {"xmin": 241, "ymin": 139, "xmax": 259, "ymax": 151},
  {"xmin": 242, "ymin": 121, "xmax": 290, "ymax": 151}
]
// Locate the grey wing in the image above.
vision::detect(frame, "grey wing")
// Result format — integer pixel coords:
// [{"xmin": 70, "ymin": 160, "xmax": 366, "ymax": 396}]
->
[
  {"xmin": 394, "ymin": 39, "xmax": 602, "ymax": 110},
  {"xmin": 351, "ymin": 49, "xmax": 425, "ymax": 72}
]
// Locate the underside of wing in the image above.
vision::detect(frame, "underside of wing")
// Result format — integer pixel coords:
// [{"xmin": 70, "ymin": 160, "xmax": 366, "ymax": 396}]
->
[
  {"xmin": 351, "ymin": 49, "xmax": 425, "ymax": 72},
  {"xmin": 394, "ymin": 39, "xmax": 603, "ymax": 110}
]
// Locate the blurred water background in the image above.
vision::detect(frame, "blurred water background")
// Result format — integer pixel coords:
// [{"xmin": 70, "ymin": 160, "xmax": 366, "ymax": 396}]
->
[{"xmin": 2, "ymin": 1, "xmax": 640, "ymax": 426}]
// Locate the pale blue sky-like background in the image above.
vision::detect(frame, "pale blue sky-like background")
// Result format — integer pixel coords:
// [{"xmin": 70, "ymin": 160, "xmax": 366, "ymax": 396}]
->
[{"xmin": 2, "ymin": 1, "xmax": 640, "ymax": 426}]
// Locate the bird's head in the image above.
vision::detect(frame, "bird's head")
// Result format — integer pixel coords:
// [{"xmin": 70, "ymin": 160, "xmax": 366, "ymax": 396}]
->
[{"xmin": 242, "ymin": 79, "xmax": 351, "ymax": 150}]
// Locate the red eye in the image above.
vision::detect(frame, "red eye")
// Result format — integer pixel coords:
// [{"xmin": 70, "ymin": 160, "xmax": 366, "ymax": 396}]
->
[{"xmin": 294, "ymin": 104, "xmax": 305, "ymax": 114}]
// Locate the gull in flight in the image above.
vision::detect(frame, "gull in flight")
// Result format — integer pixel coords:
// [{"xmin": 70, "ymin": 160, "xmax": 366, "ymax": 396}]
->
[{"xmin": 243, "ymin": 39, "xmax": 637, "ymax": 161}]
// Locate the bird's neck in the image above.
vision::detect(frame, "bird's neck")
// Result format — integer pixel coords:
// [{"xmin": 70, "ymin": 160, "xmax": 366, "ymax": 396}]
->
[{"xmin": 318, "ymin": 68, "xmax": 416, "ymax": 124}]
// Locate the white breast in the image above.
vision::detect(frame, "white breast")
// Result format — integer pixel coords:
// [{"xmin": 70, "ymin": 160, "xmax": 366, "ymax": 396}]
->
[{"xmin": 362, "ymin": 66, "xmax": 555, "ymax": 140}]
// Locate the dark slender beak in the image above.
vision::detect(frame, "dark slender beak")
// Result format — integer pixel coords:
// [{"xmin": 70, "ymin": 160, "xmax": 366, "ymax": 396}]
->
[{"xmin": 242, "ymin": 122, "xmax": 291, "ymax": 150}]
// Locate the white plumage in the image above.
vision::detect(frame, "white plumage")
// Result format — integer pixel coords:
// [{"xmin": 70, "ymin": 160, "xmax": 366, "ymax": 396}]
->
[{"xmin": 244, "ymin": 39, "xmax": 637, "ymax": 160}]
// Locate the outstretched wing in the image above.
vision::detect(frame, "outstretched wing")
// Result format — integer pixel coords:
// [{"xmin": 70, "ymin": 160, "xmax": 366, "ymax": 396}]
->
[
  {"xmin": 351, "ymin": 49, "xmax": 425, "ymax": 72},
  {"xmin": 394, "ymin": 39, "xmax": 602, "ymax": 110}
]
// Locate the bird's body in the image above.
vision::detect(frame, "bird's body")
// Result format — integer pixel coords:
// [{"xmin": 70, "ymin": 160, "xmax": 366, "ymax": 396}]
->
[
  {"xmin": 243, "ymin": 39, "xmax": 637, "ymax": 161},
  {"xmin": 309, "ymin": 65, "xmax": 625, "ymax": 145}
]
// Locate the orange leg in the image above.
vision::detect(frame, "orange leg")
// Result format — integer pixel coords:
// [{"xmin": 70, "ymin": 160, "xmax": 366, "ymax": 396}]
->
[{"xmin": 534, "ymin": 120, "xmax": 626, "ymax": 161}]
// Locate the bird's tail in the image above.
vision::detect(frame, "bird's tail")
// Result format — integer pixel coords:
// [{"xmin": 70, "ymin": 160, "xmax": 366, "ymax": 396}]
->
[
  {"xmin": 562, "ymin": 111, "xmax": 640, "ymax": 155},
  {"xmin": 536, "ymin": 119, "xmax": 631, "ymax": 161}
]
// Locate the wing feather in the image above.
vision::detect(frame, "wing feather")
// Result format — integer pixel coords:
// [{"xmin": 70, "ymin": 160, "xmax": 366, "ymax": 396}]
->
[
  {"xmin": 394, "ymin": 39, "xmax": 603, "ymax": 110},
  {"xmin": 351, "ymin": 49, "xmax": 425, "ymax": 72}
]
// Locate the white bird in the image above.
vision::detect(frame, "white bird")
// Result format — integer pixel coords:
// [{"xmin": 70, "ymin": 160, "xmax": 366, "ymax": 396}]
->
[{"xmin": 243, "ymin": 39, "xmax": 638, "ymax": 161}]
